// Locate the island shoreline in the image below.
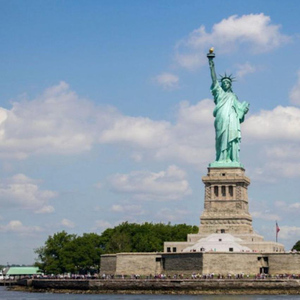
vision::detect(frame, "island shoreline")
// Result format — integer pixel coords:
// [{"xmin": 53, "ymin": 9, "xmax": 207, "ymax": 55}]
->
[{"xmin": 7, "ymin": 278, "xmax": 300, "ymax": 295}]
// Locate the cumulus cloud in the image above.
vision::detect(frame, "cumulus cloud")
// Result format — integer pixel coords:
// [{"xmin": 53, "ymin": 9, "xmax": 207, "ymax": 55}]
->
[
  {"xmin": 154, "ymin": 72, "xmax": 179, "ymax": 90},
  {"xmin": 3, "ymin": 82, "xmax": 300, "ymax": 180},
  {"xmin": 290, "ymin": 70, "xmax": 300, "ymax": 105},
  {"xmin": 278, "ymin": 225, "xmax": 300, "ymax": 241},
  {"xmin": 174, "ymin": 52, "xmax": 204, "ymax": 71},
  {"xmin": 155, "ymin": 208, "xmax": 191, "ymax": 223},
  {"xmin": 245, "ymin": 106, "xmax": 300, "ymax": 141},
  {"xmin": 236, "ymin": 62, "xmax": 257, "ymax": 78},
  {"xmin": 35, "ymin": 206, "xmax": 55, "ymax": 214},
  {"xmin": 155, "ymin": 100, "xmax": 214, "ymax": 165},
  {"xmin": 0, "ymin": 82, "xmax": 215, "ymax": 167},
  {"xmin": 100, "ymin": 115, "xmax": 171, "ymax": 148},
  {"xmin": 243, "ymin": 105, "xmax": 300, "ymax": 179},
  {"xmin": 108, "ymin": 165, "xmax": 192, "ymax": 201},
  {"xmin": 99, "ymin": 99, "xmax": 215, "ymax": 166},
  {"xmin": 251, "ymin": 211, "xmax": 280, "ymax": 221},
  {"xmin": 175, "ymin": 14, "xmax": 290, "ymax": 69},
  {"xmin": 275, "ymin": 201, "xmax": 300, "ymax": 212},
  {"xmin": 61, "ymin": 218, "xmax": 75, "ymax": 228},
  {"xmin": 0, "ymin": 81, "xmax": 172, "ymax": 159},
  {"xmin": 0, "ymin": 220, "xmax": 42, "ymax": 235},
  {"xmin": 0, "ymin": 174, "xmax": 56, "ymax": 213},
  {"xmin": 263, "ymin": 161, "xmax": 300, "ymax": 178},
  {"xmin": 111, "ymin": 204, "xmax": 145, "ymax": 215},
  {"xmin": 288, "ymin": 203, "xmax": 300, "ymax": 209},
  {"xmin": 0, "ymin": 81, "xmax": 98, "ymax": 159},
  {"xmin": 94, "ymin": 220, "xmax": 112, "ymax": 231}
]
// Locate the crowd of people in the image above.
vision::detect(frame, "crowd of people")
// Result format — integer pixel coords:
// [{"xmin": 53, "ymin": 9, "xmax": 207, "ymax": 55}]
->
[{"xmin": 100, "ymin": 273, "xmax": 300, "ymax": 280}]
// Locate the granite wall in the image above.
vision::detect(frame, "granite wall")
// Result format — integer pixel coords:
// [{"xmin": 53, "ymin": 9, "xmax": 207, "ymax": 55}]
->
[{"xmin": 100, "ymin": 252, "xmax": 300, "ymax": 276}]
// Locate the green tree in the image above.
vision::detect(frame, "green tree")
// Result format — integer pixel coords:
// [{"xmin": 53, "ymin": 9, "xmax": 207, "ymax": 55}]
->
[
  {"xmin": 292, "ymin": 240, "xmax": 300, "ymax": 251},
  {"xmin": 35, "ymin": 231, "xmax": 75, "ymax": 274},
  {"xmin": 63, "ymin": 233, "xmax": 103, "ymax": 274},
  {"xmin": 101, "ymin": 222, "xmax": 198, "ymax": 253},
  {"xmin": 35, "ymin": 232, "xmax": 104, "ymax": 275},
  {"xmin": 34, "ymin": 222, "xmax": 199, "ymax": 274},
  {"xmin": 105, "ymin": 222, "xmax": 133, "ymax": 253}
]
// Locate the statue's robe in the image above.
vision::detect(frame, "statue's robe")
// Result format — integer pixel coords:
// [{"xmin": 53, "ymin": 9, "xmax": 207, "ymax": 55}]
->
[{"xmin": 211, "ymin": 81, "xmax": 247, "ymax": 162}]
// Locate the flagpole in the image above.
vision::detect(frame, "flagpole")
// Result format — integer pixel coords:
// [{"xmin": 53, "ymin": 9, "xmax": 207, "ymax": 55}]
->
[
  {"xmin": 276, "ymin": 221, "xmax": 280, "ymax": 243},
  {"xmin": 276, "ymin": 221, "xmax": 277, "ymax": 243}
]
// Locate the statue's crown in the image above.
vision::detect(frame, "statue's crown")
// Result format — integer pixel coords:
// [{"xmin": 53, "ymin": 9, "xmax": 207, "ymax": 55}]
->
[{"xmin": 219, "ymin": 73, "xmax": 235, "ymax": 83}]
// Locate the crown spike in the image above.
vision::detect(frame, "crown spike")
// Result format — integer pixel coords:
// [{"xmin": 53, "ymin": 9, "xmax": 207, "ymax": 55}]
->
[{"xmin": 219, "ymin": 73, "xmax": 236, "ymax": 83}]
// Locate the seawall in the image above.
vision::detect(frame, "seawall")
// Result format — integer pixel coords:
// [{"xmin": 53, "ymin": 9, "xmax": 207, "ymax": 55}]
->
[{"xmin": 14, "ymin": 279, "xmax": 300, "ymax": 294}]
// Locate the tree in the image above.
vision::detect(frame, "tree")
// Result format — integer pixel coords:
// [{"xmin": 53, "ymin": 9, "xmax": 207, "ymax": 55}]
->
[
  {"xmin": 34, "ymin": 222, "xmax": 199, "ymax": 274},
  {"xmin": 35, "ymin": 231, "xmax": 104, "ymax": 275},
  {"xmin": 63, "ymin": 233, "xmax": 103, "ymax": 274},
  {"xmin": 292, "ymin": 240, "xmax": 300, "ymax": 251},
  {"xmin": 100, "ymin": 222, "xmax": 198, "ymax": 253},
  {"xmin": 35, "ymin": 231, "xmax": 75, "ymax": 274}
]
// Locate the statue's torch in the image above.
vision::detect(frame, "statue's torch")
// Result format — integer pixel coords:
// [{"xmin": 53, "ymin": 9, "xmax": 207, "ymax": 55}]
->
[{"xmin": 207, "ymin": 47, "xmax": 215, "ymax": 59}]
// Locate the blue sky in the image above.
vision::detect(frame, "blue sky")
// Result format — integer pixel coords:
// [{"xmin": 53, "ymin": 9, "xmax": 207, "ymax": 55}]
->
[{"xmin": 1, "ymin": 0, "xmax": 300, "ymax": 264}]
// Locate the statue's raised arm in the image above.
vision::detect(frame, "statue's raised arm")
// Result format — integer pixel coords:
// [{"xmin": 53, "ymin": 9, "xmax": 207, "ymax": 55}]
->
[
  {"xmin": 207, "ymin": 47, "xmax": 217, "ymax": 85},
  {"xmin": 206, "ymin": 48, "xmax": 249, "ymax": 168}
]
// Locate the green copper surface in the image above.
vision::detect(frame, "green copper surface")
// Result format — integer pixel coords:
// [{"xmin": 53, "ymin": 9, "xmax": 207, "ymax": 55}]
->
[
  {"xmin": 209, "ymin": 160, "xmax": 244, "ymax": 168},
  {"xmin": 207, "ymin": 49, "xmax": 249, "ymax": 167}
]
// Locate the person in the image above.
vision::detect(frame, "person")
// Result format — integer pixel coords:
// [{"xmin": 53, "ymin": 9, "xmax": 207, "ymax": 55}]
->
[{"xmin": 208, "ymin": 52, "xmax": 249, "ymax": 165}]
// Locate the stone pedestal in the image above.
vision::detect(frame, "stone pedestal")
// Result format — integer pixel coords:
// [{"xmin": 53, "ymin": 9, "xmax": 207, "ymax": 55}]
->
[
  {"xmin": 163, "ymin": 166, "xmax": 285, "ymax": 254},
  {"xmin": 199, "ymin": 167, "xmax": 253, "ymax": 235}
]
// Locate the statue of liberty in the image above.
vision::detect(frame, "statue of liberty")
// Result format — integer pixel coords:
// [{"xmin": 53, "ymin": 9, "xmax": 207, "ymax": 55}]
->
[{"xmin": 207, "ymin": 48, "xmax": 249, "ymax": 167}]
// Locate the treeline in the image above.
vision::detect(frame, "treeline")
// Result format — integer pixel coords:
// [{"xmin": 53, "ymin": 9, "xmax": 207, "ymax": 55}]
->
[
  {"xmin": 34, "ymin": 222, "xmax": 198, "ymax": 275},
  {"xmin": 292, "ymin": 241, "xmax": 300, "ymax": 251}
]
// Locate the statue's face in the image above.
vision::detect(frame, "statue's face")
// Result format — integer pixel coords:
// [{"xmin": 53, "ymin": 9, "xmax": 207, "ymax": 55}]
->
[{"xmin": 221, "ymin": 79, "xmax": 231, "ymax": 91}]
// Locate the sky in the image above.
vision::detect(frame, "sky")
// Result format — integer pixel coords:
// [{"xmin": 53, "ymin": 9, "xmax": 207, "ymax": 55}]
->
[{"xmin": 0, "ymin": 0, "xmax": 300, "ymax": 265}]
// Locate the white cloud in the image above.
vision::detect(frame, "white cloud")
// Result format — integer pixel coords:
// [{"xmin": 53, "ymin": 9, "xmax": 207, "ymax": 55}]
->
[
  {"xmin": 251, "ymin": 211, "xmax": 280, "ymax": 221},
  {"xmin": 275, "ymin": 201, "xmax": 300, "ymax": 211},
  {"xmin": 236, "ymin": 62, "xmax": 257, "ymax": 78},
  {"xmin": 176, "ymin": 99, "xmax": 213, "ymax": 126},
  {"xmin": 61, "ymin": 218, "xmax": 75, "ymax": 228},
  {"xmin": 278, "ymin": 225, "xmax": 300, "ymax": 241},
  {"xmin": 35, "ymin": 206, "xmax": 55, "ymax": 214},
  {"xmin": 274, "ymin": 201, "xmax": 285, "ymax": 208},
  {"xmin": 264, "ymin": 161, "xmax": 300, "ymax": 178},
  {"xmin": 0, "ymin": 81, "xmax": 99, "ymax": 159},
  {"xmin": 3, "ymin": 82, "xmax": 300, "ymax": 181},
  {"xmin": 0, "ymin": 174, "xmax": 56, "ymax": 213},
  {"xmin": 242, "ymin": 105, "xmax": 300, "ymax": 179},
  {"xmin": 175, "ymin": 14, "xmax": 290, "ymax": 69},
  {"xmin": 155, "ymin": 208, "xmax": 190, "ymax": 223},
  {"xmin": 289, "ymin": 203, "xmax": 300, "ymax": 209},
  {"xmin": 100, "ymin": 99, "xmax": 215, "ymax": 166},
  {"xmin": 174, "ymin": 52, "xmax": 205, "ymax": 71},
  {"xmin": 111, "ymin": 204, "xmax": 123, "ymax": 212},
  {"xmin": 264, "ymin": 146, "xmax": 300, "ymax": 160},
  {"xmin": 0, "ymin": 82, "xmax": 215, "ymax": 167},
  {"xmin": 290, "ymin": 70, "xmax": 300, "ymax": 105},
  {"xmin": 131, "ymin": 152, "xmax": 143, "ymax": 162},
  {"xmin": 189, "ymin": 14, "xmax": 288, "ymax": 52},
  {"xmin": 155, "ymin": 100, "xmax": 214, "ymax": 165},
  {"xmin": 94, "ymin": 182, "xmax": 103, "ymax": 189},
  {"xmin": 100, "ymin": 115, "xmax": 171, "ymax": 148},
  {"xmin": 244, "ymin": 106, "xmax": 300, "ymax": 141},
  {"xmin": 108, "ymin": 165, "xmax": 191, "ymax": 201},
  {"xmin": 111, "ymin": 204, "xmax": 145, "ymax": 215},
  {"xmin": 94, "ymin": 220, "xmax": 112, "ymax": 231},
  {"xmin": 0, "ymin": 220, "xmax": 42, "ymax": 235},
  {"xmin": 154, "ymin": 73, "xmax": 179, "ymax": 90}
]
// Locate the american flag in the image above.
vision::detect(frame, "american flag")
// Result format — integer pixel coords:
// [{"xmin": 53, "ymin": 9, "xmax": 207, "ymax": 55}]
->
[
  {"xmin": 276, "ymin": 221, "xmax": 280, "ymax": 243},
  {"xmin": 276, "ymin": 222, "xmax": 280, "ymax": 233}
]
